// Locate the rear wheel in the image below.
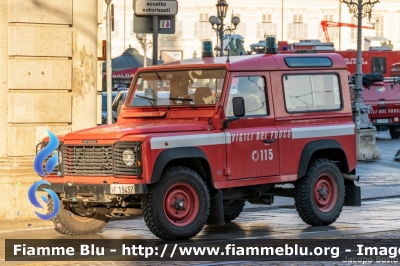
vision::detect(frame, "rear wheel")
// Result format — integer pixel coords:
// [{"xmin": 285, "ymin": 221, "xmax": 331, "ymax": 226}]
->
[
  {"xmin": 49, "ymin": 199, "xmax": 110, "ymax": 235},
  {"xmin": 223, "ymin": 200, "xmax": 246, "ymax": 222},
  {"xmin": 294, "ymin": 158, "xmax": 345, "ymax": 226},
  {"xmin": 142, "ymin": 166, "xmax": 210, "ymax": 240},
  {"xmin": 389, "ymin": 127, "xmax": 400, "ymax": 139}
]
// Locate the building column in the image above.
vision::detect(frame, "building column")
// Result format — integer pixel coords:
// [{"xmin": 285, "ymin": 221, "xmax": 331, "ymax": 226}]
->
[
  {"xmin": 0, "ymin": 0, "xmax": 100, "ymax": 223},
  {"xmin": 71, "ymin": 0, "xmax": 101, "ymax": 131}
]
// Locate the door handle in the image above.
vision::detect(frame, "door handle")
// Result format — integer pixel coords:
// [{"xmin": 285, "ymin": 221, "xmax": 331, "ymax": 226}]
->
[{"xmin": 263, "ymin": 139, "xmax": 276, "ymax": 143}]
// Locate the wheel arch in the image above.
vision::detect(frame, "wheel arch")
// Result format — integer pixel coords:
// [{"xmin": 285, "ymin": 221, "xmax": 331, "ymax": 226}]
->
[
  {"xmin": 150, "ymin": 147, "xmax": 214, "ymax": 187},
  {"xmin": 297, "ymin": 139, "xmax": 349, "ymax": 179}
]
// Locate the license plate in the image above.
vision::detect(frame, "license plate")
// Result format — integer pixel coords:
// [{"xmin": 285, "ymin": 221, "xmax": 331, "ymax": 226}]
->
[
  {"xmin": 110, "ymin": 184, "xmax": 136, "ymax": 194},
  {"xmin": 376, "ymin": 119, "xmax": 389, "ymax": 123}
]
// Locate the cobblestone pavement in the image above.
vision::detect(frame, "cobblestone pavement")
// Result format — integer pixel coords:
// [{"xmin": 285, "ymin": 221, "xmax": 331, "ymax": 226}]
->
[{"xmin": 2, "ymin": 197, "xmax": 400, "ymax": 266}]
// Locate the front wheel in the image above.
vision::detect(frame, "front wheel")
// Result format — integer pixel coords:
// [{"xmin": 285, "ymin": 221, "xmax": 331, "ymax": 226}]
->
[
  {"xmin": 294, "ymin": 158, "xmax": 345, "ymax": 226},
  {"xmin": 389, "ymin": 127, "xmax": 400, "ymax": 139},
  {"xmin": 49, "ymin": 199, "xmax": 110, "ymax": 235},
  {"xmin": 142, "ymin": 166, "xmax": 210, "ymax": 240}
]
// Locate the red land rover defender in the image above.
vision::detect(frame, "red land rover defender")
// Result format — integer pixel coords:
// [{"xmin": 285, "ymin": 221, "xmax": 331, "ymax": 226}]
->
[
  {"xmin": 362, "ymin": 77, "xmax": 400, "ymax": 139},
  {"xmin": 39, "ymin": 53, "xmax": 361, "ymax": 240}
]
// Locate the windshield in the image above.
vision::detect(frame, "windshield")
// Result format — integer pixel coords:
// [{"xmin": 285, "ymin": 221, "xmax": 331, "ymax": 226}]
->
[{"xmin": 128, "ymin": 69, "xmax": 226, "ymax": 107}]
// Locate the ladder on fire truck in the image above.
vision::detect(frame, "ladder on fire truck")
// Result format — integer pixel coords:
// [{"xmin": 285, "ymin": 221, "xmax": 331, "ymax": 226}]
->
[{"xmin": 321, "ymin": 20, "xmax": 375, "ymax": 42}]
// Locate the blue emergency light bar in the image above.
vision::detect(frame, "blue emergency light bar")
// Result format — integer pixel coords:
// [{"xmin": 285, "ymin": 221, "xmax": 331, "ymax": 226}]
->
[{"xmin": 202, "ymin": 40, "xmax": 213, "ymax": 57}]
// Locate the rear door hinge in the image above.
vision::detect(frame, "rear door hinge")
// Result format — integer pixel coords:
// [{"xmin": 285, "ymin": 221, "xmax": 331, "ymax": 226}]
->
[{"xmin": 224, "ymin": 168, "xmax": 231, "ymax": 176}]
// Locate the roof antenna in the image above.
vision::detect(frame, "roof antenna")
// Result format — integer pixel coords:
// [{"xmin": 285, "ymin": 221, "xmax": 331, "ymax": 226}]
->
[{"xmin": 226, "ymin": 49, "xmax": 230, "ymax": 63}]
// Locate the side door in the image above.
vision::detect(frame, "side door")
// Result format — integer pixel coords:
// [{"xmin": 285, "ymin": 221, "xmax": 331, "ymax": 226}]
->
[{"xmin": 224, "ymin": 72, "xmax": 280, "ymax": 180}]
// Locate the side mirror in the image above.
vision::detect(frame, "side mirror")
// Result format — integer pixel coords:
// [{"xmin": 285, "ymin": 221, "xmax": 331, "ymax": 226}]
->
[
  {"xmin": 232, "ymin": 97, "xmax": 245, "ymax": 117},
  {"xmin": 223, "ymin": 97, "xmax": 245, "ymax": 129}
]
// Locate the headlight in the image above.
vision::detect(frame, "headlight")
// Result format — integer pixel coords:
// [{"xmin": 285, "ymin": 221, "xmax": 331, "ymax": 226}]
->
[{"xmin": 122, "ymin": 149, "xmax": 136, "ymax": 166}]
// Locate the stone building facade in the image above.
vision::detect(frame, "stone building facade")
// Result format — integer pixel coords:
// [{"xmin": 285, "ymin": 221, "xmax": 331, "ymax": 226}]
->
[{"xmin": 0, "ymin": 0, "xmax": 103, "ymax": 223}]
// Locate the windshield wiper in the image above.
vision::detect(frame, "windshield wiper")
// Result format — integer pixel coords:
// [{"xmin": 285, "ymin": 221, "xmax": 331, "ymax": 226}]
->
[
  {"xmin": 169, "ymin": 97, "xmax": 196, "ymax": 109},
  {"xmin": 169, "ymin": 97, "xmax": 193, "ymax": 103},
  {"xmin": 135, "ymin": 95, "xmax": 157, "ymax": 108}
]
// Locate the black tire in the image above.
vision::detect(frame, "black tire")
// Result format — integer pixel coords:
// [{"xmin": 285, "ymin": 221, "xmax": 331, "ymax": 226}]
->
[
  {"xmin": 294, "ymin": 158, "xmax": 345, "ymax": 226},
  {"xmin": 389, "ymin": 127, "xmax": 400, "ymax": 139},
  {"xmin": 49, "ymin": 199, "xmax": 110, "ymax": 235},
  {"xmin": 223, "ymin": 200, "xmax": 246, "ymax": 222},
  {"xmin": 142, "ymin": 166, "xmax": 210, "ymax": 240}
]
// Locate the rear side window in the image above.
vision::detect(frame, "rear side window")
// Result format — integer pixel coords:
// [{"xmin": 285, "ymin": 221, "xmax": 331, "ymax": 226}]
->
[
  {"xmin": 283, "ymin": 74, "xmax": 342, "ymax": 112},
  {"xmin": 371, "ymin": 57, "xmax": 386, "ymax": 74}
]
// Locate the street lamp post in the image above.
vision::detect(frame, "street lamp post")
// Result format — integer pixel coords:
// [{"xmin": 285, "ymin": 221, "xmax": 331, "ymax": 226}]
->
[
  {"xmin": 209, "ymin": 0, "xmax": 240, "ymax": 57},
  {"xmin": 342, "ymin": 0, "xmax": 381, "ymax": 160},
  {"xmin": 136, "ymin": 34, "xmax": 152, "ymax": 67},
  {"xmin": 105, "ymin": 0, "xmax": 112, "ymax": 124}
]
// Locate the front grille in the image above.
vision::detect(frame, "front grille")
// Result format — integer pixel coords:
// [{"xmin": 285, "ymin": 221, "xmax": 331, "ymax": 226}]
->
[
  {"xmin": 63, "ymin": 145, "xmax": 113, "ymax": 176},
  {"xmin": 62, "ymin": 142, "xmax": 141, "ymax": 177}
]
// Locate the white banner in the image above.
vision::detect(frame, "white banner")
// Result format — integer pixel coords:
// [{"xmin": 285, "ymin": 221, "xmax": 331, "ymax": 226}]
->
[{"xmin": 135, "ymin": 0, "xmax": 178, "ymax": 16}]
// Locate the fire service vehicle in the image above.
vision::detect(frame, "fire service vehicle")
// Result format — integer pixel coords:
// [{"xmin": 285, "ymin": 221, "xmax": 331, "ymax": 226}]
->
[
  {"xmin": 38, "ymin": 53, "xmax": 361, "ymax": 240},
  {"xmin": 360, "ymin": 75, "xmax": 400, "ymax": 139}
]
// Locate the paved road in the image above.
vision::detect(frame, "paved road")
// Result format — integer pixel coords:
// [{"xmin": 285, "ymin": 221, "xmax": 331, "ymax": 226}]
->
[
  {"xmin": 1, "ymin": 131, "xmax": 399, "ymax": 266},
  {"xmin": 2, "ymin": 196, "xmax": 400, "ymax": 266},
  {"xmin": 357, "ymin": 131, "xmax": 400, "ymax": 198}
]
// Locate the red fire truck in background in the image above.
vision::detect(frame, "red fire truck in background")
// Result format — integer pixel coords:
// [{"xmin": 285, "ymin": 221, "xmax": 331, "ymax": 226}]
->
[
  {"xmin": 320, "ymin": 20, "xmax": 375, "ymax": 43},
  {"xmin": 361, "ymin": 75, "xmax": 400, "ymax": 139},
  {"xmin": 275, "ymin": 39, "xmax": 400, "ymax": 78}
]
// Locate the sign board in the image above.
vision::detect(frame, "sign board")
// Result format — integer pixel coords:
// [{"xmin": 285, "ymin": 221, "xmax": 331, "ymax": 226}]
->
[
  {"xmin": 160, "ymin": 20, "xmax": 171, "ymax": 29},
  {"xmin": 134, "ymin": 0, "xmax": 178, "ymax": 16},
  {"xmin": 133, "ymin": 15, "xmax": 175, "ymax": 34},
  {"xmin": 161, "ymin": 50, "xmax": 183, "ymax": 63},
  {"xmin": 113, "ymin": 74, "xmax": 134, "ymax": 79}
]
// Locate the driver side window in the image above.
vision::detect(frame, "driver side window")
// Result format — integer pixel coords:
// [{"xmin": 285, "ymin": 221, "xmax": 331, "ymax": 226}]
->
[{"xmin": 226, "ymin": 76, "xmax": 268, "ymax": 117}]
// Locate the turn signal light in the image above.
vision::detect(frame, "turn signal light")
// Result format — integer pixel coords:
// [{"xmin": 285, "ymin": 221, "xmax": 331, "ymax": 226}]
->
[{"xmin": 137, "ymin": 160, "xmax": 142, "ymax": 167}]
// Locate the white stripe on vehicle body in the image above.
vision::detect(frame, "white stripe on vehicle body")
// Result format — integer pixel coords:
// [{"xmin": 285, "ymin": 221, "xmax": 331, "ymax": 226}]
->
[
  {"xmin": 291, "ymin": 124, "xmax": 355, "ymax": 139},
  {"xmin": 151, "ymin": 133, "xmax": 231, "ymax": 150},
  {"xmin": 150, "ymin": 124, "xmax": 354, "ymax": 149}
]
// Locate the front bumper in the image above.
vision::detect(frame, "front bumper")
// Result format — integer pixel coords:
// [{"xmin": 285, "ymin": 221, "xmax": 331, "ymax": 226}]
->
[{"xmin": 41, "ymin": 183, "xmax": 147, "ymax": 202}]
